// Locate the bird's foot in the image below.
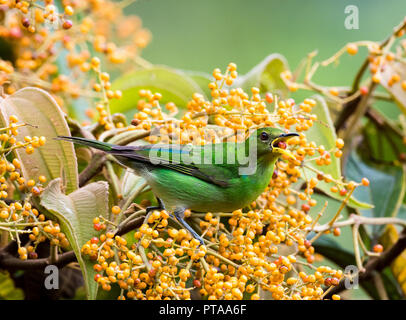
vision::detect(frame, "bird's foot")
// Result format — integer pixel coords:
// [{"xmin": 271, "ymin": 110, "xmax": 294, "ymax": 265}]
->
[{"xmin": 145, "ymin": 197, "xmax": 166, "ymax": 215}]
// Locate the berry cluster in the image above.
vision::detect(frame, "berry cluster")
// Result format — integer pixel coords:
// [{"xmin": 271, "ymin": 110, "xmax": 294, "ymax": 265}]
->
[
  {"xmin": 0, "ymin": 115, "xmax": 69, "ymax": 259},
  {"xmin": 0, "ymin": 0, "xmax": 149, "ymax": 123},
  {"xmin": 81, "ymin": 64, "xmax": 372, "ymax": 300}
]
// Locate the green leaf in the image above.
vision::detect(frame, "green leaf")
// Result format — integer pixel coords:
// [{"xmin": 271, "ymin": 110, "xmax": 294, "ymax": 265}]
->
[
  {"xmin": 362, "ymin": 118, "xmax": 406, "ymax": 163},
  {"xmin": 301, "ymin": 95, "xmax": 372, "ymax": 209},
  {"xmin": 0, "ymin": 87, "xmax": 78, "ymax": 194},
  {"xmin": 110, "ymin": 66, "xmax": 206, "ymax": 119},
  {"xmin": 305, "ymin": 95, "xmax": 340, "ymax": 178},
  {"xmin": 0, "ymin": 272, "xmax": 24, "ymax": 300},
  {"xmin": 40, "ymin": 178, "xmax": 109, "ymax": 300},
  {"xmin": 181, "ymin": 70, "xmax": 212, "ymax": 97},
  {"xmin": 313, "ymin": 236, "xmax": 356, "ymax": 266},
  {"xmin": 345, "ymin": 152, "xmax": 406, "ymax": 235},
  {"xmin": 233, "ymin": 53, "xmax": 289, "ymax": 98},
  {"xmin": 380, "ymin": 61, "xmax": 406, "ymax": 115}
]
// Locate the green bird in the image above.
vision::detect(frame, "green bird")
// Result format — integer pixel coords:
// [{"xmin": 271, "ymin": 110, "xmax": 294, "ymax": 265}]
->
[{"xmin": 57, "ymin": 127, "xmax": 298, "ymax": 244}]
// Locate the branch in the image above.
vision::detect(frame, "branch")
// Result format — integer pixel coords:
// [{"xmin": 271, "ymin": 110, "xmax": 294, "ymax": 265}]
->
[
  {"xmin": 310, "ymin": 214, "xmax": 406, "ymax": 233},
  {"xmin": 114, "ymin": 217, "xmax": 144, "ymax": 237},
  {"xmin": 79, "ymin": 151, "xmax": 106, "ymax": 187},
  {"xmin": 0, "ymin": 250, "xmax": 76, "ymax": 270}
]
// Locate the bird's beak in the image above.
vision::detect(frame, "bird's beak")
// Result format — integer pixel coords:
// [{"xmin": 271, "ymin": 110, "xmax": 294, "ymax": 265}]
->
[{"xmin": 271, "ymin": 133, "xmax": 299, "ymax": 159}]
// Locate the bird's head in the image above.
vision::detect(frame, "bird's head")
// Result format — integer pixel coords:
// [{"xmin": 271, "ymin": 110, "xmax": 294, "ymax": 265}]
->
[{"xmin": 253, "ymin": 127, "xmax": 299, "ymax": 159}]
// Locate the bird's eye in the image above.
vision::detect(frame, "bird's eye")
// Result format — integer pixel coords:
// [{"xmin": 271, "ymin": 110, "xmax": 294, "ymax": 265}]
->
[{"xmin": 260, "ymin": 132, "xmax": 269, "ymax": 141}]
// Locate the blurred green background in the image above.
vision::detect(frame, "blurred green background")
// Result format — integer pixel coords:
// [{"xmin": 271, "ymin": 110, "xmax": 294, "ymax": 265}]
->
[{"xmin": 131, "ymin": 0, "xmax": 406, "ymax": 85}]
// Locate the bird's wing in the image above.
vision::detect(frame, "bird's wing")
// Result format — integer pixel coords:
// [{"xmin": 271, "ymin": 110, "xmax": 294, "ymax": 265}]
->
[{"xmin": 109, "ymin": 143, "xmax": 239, "ymax": 188}]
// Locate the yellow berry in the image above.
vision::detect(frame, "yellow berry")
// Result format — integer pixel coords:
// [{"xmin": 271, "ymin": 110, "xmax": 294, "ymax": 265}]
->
[
  {"xmin": 112, "ymin": 206, "xmax": 121, "ymax": 215},
  {"xmin": 9, "ymin": 115, "xmax": 19, "ymax": 123},
  {"xmin": 64, "ymin": 5, "xmax": 74, "ymax": 15},
  {"xmin": 26, "ymin": 146, "xmax": 34, "ymax": 154},
  {"xmin": 335, "ymin": 138, "xmax": 344, "ymax": 149},
  {"xmin": 346, "ymin": 43, "xmax": 358, "ymax": 55},
  {"xmin": 91, "ymin": 57, "xmax": 101, "ymax": 68}
]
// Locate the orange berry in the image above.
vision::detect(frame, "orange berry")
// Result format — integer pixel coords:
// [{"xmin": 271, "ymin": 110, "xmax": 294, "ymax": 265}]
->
[
  {"xmin": 346, "ymin": 43, "xmax": 358, "ymax": 55},
  {"xmin": 335, "ymin": 138, "xmax": 344, "ymax": 149},
  {"xmin": 373, "ymin": 244, "xmax": 383, "ymax": 253},
  {"xmin": 372, "ymin": 74, "xmax": 381, "ymax": 84},
  {"xmin": 329, "ymin": 88, "xmax": 339, "ymax": 96},
  {"xmin": 64, "ymin": 5, "xmax": 74, "ymax": 15},
  {"xmin": 361, "ymin": 178, "xmax": 370, "ymax": 187},
  {"xmin": 265, "ymin": 93, "xmax": 274, "ymax": 103},
  {"xmin": 26, "ymin": 146, "xmax": 35, "ymax": 154},
  {"xmin": 360, "ymin": 86, "xmax": 369, "ymax": 96},
  {"xmin": 347, "ymin": 181, "xmax": 356, "ymax": 190},
  {"xmin": 63, "ymin": 20, "xmax": 73, "ymax": 30},
  {"xmin": 91, "ymin": 57, "xmax": 101, "ymax": 68},
  {"xmin": 112, "ymin": 206, "xmax": 121, "ymax": 215}
]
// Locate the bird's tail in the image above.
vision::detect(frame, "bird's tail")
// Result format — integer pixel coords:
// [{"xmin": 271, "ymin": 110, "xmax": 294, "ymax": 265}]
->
[{"xmin": 56, "ymin": 136, "xmax": 113, "ymax": 152}]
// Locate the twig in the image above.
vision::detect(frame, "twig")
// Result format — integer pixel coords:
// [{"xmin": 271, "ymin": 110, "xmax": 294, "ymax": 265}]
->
[
  {"xmin": 0, "ymin": 250, "xmax": 76, "ymax": 270},
  {"xmin": 352, "ymin": 223, "xmax": 365, "ymax": 272},
  {"xmin": 79, "ymin": 151, "xmax": 106, "ymax": 187},
  {"xmin": 310, "ymin": 214, "xmax": 406, "ymax": 233}
]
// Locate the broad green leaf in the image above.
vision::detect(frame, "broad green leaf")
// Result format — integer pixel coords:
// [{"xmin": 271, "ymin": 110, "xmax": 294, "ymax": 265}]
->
[
  {"xmin": 380, "ymin": 61, "xmax": 406, "ymax": 115},
  {"xmin": 182, "ymin": 70, "xmax": 212, "ymax": 97},
  {"xmin": 40, "ymin": 178, "xmax": 109, "ymax": 300},
  {"xmin": 313, "ymin": 236, "xmax": 356, "ymax": 266},
  {"xmin": 0, "ymin": 272, "xmax": 24, "ymax": 300},
  {"xmin": 363, "ymin": 118, "xmax": 406, "ymax": 163},
  {"xmin": 233, "ymin": 53, "xmax": 289, "ymax": 98},
  {"xmin": 110, "ymin": 66, "xmax": 206, "ymax": 119},
  {"xmin": 346, "ymin": 152, "xmax": 406, "ymax": 235},
  {"xmin": 0, "ymin": 87, "xmax": 78, "ymax": 194},
  {"xmin": 301, "ymin": 95, "xmax": 372, "ymax": 209}
]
